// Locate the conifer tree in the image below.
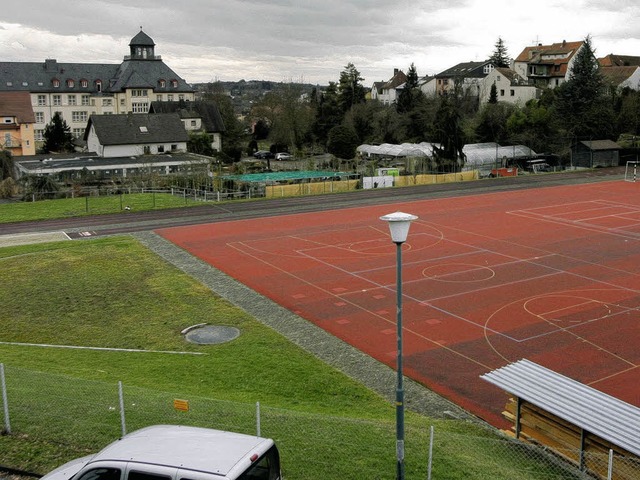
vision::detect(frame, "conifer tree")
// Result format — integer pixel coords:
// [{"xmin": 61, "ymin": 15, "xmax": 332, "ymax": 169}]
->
[{"xmin": 489, "ymin": 37, "xmax": 510, "ymax": 68}]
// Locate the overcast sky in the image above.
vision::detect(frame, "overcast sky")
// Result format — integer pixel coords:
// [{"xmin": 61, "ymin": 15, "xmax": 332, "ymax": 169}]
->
[{"xmin": 2, "ymin": 0, "xmax": 640, "ymax": 86}]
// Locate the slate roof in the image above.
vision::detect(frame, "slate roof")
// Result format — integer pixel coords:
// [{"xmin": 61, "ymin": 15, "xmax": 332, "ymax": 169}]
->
[
  {"xmin": 150, "ymin": 100, "xmax": 225, "ymax": 132},
  {"xmin": 0, "ymin": 30, "xmax": 192, "ymax": 94},
  {"xmin": 0, "ymin": 91, "xmax": 36, "ymax": 123},
  {"xmin": 86, "ymin": 113, "xmax": 188, "ymax": 145},
  {"xmin": 436, "ymin": 61, "xmax": 493, "ymax": 78},
  {"xmin": 130, "ymin": 30, "xmax": 155, "ymax": 47},
  {"xmin": 495, "ymin": 67, "xmax": 528, "ymax": 85}
]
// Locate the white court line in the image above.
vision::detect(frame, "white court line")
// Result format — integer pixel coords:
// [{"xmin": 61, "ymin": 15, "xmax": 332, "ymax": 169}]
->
[{"xmin": 0, "ymin": 341, "xmax": 205, "ymax": 355}]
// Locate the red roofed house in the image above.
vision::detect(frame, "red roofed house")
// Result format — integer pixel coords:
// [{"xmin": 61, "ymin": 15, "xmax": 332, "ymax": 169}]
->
[
  {"xmin": 0, "ymin": 91, "xmax": 36, "ymax": 156},
  {"xmin": 513, "ymin": 40, "xmax": 585, "ymax": 89}
]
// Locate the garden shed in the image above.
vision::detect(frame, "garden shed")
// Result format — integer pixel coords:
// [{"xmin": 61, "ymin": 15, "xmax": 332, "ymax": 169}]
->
[{"xmin": 572, "ymin": 140, "xmax": 621, "ymax": 168}]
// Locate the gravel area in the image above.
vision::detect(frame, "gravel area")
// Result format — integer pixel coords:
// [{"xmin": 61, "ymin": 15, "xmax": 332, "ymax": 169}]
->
[{"xmin": 134, "ymin": 231, "xmax": 475, "ymax": 421}]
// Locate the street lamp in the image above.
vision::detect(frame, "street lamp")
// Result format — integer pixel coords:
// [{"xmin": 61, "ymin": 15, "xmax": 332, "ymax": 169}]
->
[{"xmin": 380, "ymin": 211, "xmax": 418, "ymax": 480}]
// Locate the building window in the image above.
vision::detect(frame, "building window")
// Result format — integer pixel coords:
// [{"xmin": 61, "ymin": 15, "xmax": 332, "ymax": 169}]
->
[
  {"xmin": 156, "ymin": 95, "xmax": 162, "ymax": 101},
  {"xmin": 159, "ymin": 80, "xmax": 166, "ymax": 88},
  {"xmin": 171, "ymin": 144, "xmax": 178, "ymax": 151},
  {"xmin": 144, "ymin": 146, "xmax": 151, "ymax": 154},
  {"xmin": 81, "ymin": 95, "xmax": 90, "ymax": 106},
  {"xmin": 81, "ymin": 79, "xmax": 88, "ymax": 88},
  {"xmin": 120, "ymin": 98, "xmax": 126, "ymax": 106},
  {"xmin": 167, "ymin": 94, "xmax": 173, "ymax": 101},
  {"xmin": 67, "ymin": 79, "xmax": 75, "ymax": 88},
  {"xmin": 132, "ymin": 103, "xmax": 148, "ymax": 113},
  {"xmin": 190, "ymin": 120, "xmax": 197, "ymax": 127},
  {"xmin": 157, "ymin": 145, "xmax": 165, "ymax": 153},
  {"xmin": 52, "ymin": 95, "xmax": 62, "ymax": 106},
  {"xmin": 72, "ymin": 128, "xmax": 85, "ymax": 137},
  {"xmin": 132, "ymin": 89, "xmax": 148, "ymax": 97},
  {"xmin": 96, "ymin": 80, "xmax": 102, "ymax": 92},
  {"xmin": 68, "ymin": 95, "xmax": 77, "ymax": 106},
  {"xmin": 510, "ymin": 89, "xmax": 515, "ymax": 96},
  {"xmin": 102, "ymin": 98, "xmax": 112, "ymax": 106},
  {"xmin": 5, "ymin": 133, "xmax": 12, "ymax": 147},
  {"xmin": 35, "ymin": 112, "xmax": 44, "ymax": 123},
  {"xmin": 35, "ymin": 129, "xmax": 44, "ymax": 141},
  {"xmin": 171, "ymin": 80, "xmax": 178, "ymax": 88},
  {"xmin": 178, "ymin": 94, "xmax": 184, "ymax": 101},
  {"xmin": 72, "ymin": 111, "xmax": 88, "ymax": 122},
  {"xmin": 37, "ymin": 95, "xmax": 46, "ymax": 106},
  {"xmin": 52, "ymin": 79, "xmax": 60, "ymax": 88}
]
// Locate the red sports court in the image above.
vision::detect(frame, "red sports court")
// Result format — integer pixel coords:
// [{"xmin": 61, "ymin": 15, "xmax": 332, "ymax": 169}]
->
[{"xmin": 158, "ymin": 179, "xmax": 640, "ymax": 427}]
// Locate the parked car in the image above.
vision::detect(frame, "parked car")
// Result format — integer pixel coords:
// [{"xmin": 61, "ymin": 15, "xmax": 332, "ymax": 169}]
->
[
  {"xmin": 275, "ymin": 152, "xmax": 292, "ymax": 161},
  {"xmin": 253, "ymin": 150, "xmax": 274, "ymax": 159},
  {"xmin": 41, "ymin": 425, "xmax": 281, "ymax": 480}
]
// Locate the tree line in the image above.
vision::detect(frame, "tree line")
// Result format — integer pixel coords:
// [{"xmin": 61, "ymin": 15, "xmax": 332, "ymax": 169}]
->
[{"xmin": 209, "ymin": 36, "xmax": 640, "ymax": 170}]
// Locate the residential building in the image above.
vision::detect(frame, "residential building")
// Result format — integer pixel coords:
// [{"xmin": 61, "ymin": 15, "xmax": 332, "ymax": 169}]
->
[
  {"xmin": 0, "ymin": 29, "xmax": 194, "ymax": 147},
  {"xmin": 149, "ymin": 101, "xmax": 225, "ymax": 152},
  {"xmin": 513, "ymin": 40, "xmax": 585, "ymax": 88},
  {"xmin": 433, "ymin": 61, "xmax": 495, "ymax": 97},
  {"xmin": 599, "ymin": 54, "xmax": 640, "ymax": 67},
  {"xmin": 372, "ymin": 69, "xmax": 408, "ymax": 105},
  {"xmin": 84, "ymin": 113, "xmax": 188, "ymax": 158},
  {"xmin": 600, "ymin": 66, "xmax": 640, "ymax": 92},
  {"xmin": 479, "ymin": 68, "xmax": 541, "ymax": 106},
  {"xmin": 0, "ymin": 91, "xmax": 36, "ymax": 156}
]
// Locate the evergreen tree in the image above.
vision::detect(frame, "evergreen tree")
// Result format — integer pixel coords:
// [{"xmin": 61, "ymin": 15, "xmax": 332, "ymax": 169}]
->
[
  {"xmin": 397, "ymin": 63, "xmax": 423, "ymax": 114},
  {"xmin": 312, "ymin": 82, "xmax": 342, "ymax": 146},
  {"xmin": 489, "ymin": 37, "xmax": 510, "ymax": 68},
  {"xmin": 431, "ymin": 96, "xmax": 467, "ymax": 172},
  {"xmin": 327, "ymin": 124, "xmax": 359, "ymax": 160},
  {"xmin": 337, "ymin": 63, "xmax": 366, "ymax": 114},
  {"xmin": 554, "ymin": 35, "xmax": 614, "ymax": 139},
  {"xmin": 488, "ymin": 84, "xmax": 498, "ymax": 104},
  {"xmin": 0, "ymin": 150, "xmax": 14, "ymax": 180},
  {"xmin": 43, "ymin": 112, "xmax": 74, "ymax": 153},
  {"xmin": 203, "ymin": 82, "xmax": 244, "ymax": 162}
]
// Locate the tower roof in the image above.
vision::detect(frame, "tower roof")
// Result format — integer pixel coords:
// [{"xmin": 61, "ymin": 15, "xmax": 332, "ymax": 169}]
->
[{"xmin": 130, "ymin": 29, "xmax": 155, "ymax": 47}]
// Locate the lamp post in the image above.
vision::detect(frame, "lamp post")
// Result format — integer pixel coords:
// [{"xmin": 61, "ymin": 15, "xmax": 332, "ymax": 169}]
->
[{"xmin": 380, "ymin": 211, "xmax": 418, "ymax": 480}]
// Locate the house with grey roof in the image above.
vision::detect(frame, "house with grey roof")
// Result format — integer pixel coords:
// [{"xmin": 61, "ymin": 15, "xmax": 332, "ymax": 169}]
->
[
  {"xmin": 479, "ymin": 67, "xmax": 541, "ymax": 106},
  {"xmin": 84, "ymin": 113, "xmax": 188, "ymax": 158},
  {"xmin": 0, "ymin": 29, "xmax": 194, "ymax": 148},
  {"xmin": 149, "ymin": 101, "xmax": 225, "ymax": 152},
  {"xmin": 433, "ymin": 60, "xmax": 495, "ymax": 97}
]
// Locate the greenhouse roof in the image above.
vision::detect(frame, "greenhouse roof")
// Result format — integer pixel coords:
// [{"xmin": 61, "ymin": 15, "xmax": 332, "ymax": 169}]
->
[{"xmin": 221, "ymin": 170, "xmax": 350, "ymax": 183}]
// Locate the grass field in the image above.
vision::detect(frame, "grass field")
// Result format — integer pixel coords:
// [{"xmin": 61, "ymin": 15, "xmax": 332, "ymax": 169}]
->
[
  {"xmin": 0, "ymin": 193, "xmax": 199, "ymax": 223},
  {"xmin": 0, "ymin": 225, "xmax": 583, "ymax": 478}
]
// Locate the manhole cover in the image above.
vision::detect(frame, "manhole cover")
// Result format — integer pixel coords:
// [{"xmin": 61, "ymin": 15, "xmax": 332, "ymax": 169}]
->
[{"xmin": 184, "ymin": 325, "xmax": 240, "ymax": 345}]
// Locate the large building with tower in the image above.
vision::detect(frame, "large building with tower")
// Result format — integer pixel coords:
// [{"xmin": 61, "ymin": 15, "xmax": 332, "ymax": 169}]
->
[{"xmin": 0, "ymin": 29, "xmax": 194, "ymax": 147}]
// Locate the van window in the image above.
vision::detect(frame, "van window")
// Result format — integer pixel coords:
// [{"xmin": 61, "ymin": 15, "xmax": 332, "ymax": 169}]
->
[
  {"xmin": 237, "ymin": 446, "xmax": 280, "ymax": 480},
  {"xmin": 129, "ymin": 472, "xmax": 171, "ymax": 480},
  {"xmin": 77, "ymin": 468, "xmax": 121, "ymax": 480}
]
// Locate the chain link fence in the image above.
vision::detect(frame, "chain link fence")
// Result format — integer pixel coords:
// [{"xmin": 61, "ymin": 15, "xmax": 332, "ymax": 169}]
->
[{"xmin": 1, "ymin": 365, "xmax": 636, "ymax": 479}]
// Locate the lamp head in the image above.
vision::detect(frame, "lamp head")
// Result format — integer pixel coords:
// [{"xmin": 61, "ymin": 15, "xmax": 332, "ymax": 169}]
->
[{"xmin": 380, "ymin": 211, "xmax": 418, "ymax": 244}]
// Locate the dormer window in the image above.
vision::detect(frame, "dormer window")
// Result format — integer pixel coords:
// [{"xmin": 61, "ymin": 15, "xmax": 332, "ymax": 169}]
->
[
  {"xmin": 67, "ymin": 79, "xmax": 75, "ymax": 88},
  {"xmin": 52, "ymin": 79, "xmax": 60, "ymax": 88},
  {"xmin": 171, "ymin": 80, "xmax": 178, "ymax": 88},
  {"xmin": 81, "ymin": 79, "xmax": 88, "ymax": 88},
  {"xmin": 159, "ymin": 79, "xmax": 166, "ymax": 88},
  {"xmin": 95, "ymin": 80, "xmax": 102, "ymax": 92}
]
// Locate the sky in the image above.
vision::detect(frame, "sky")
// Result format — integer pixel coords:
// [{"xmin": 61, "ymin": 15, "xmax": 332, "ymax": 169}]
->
[{"xmin": 2, "ymin": 0, "xmax": 640, "ymax": 87}]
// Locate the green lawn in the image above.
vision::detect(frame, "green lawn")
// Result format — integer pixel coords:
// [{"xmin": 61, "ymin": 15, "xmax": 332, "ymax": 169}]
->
[
  {"xmin": 0, "ymin": 193, "xmax": 199, "ymax": 223},
  {"xmin": 0, "ymin": 238, "xmax": 579, "ymax": 479}
]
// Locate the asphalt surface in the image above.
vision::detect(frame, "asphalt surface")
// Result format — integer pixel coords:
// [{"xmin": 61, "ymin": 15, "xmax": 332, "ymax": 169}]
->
[{"xmin": 0, "ymin": 168, "xmax": 626, "ymax": 239}]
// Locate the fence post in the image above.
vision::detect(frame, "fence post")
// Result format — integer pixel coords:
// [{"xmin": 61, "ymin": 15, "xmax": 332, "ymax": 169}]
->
[
  {"xmin": 0, "ymin": 364, "xmax": 11, "ymax": 434},
  {"xmin": 427, "ymin": 425, "xmax": 434, "ymax": 480},
  {"xmin": 118, "ymin": 381, "xmax": 126, "ymax": 437},
  {"xmin": 256, "ymin": 402, "xmax": 261, "ymax": 437},
  {"xmin": 607, "ymin": 449, "xmax": 613, "ymax": 480}
]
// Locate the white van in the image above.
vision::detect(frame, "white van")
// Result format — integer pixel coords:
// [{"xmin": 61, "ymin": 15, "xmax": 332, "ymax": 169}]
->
[{"xmin": 41, "ymin": 425, "xmax": 281, "ymax": 480}]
